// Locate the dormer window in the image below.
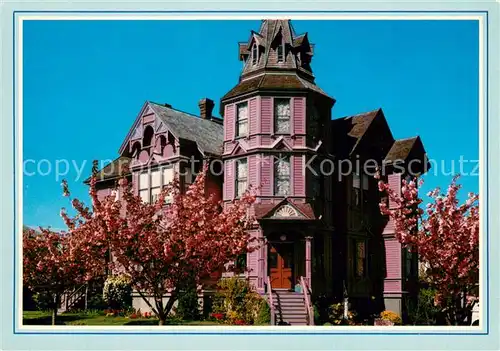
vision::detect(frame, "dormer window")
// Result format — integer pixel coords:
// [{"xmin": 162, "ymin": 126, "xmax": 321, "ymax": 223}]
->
[
  {"xmin": 277, "ymin": 42, "xmax": 284, "ymax": 62},
  {"xmin": 251, "ymin": 44, "xmax": 258, "ymax": 65}
]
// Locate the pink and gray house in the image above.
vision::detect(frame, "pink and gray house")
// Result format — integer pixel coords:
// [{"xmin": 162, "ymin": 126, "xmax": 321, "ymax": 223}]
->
[{"xmin": 92, "ymin": 20, "xmax": 429, "ymax": 324}]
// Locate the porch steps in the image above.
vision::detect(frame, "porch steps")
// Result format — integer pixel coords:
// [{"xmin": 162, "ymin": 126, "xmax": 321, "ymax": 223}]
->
[{"xmin": 271, "ymin": 290, "xmax": 308, "ymax": 326}]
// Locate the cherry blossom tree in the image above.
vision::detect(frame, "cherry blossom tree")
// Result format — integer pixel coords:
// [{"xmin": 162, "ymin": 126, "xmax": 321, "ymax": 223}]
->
[
  {"xmin": 61, "ymin": 164, "xmax": 257, "ymax": 325},
  {"xmin": 23, "ymin": 227, "xmax": 89, "ymax": 325},
  {"xmin": 378, "ymin": 175, "xmax": 479, "ymax": 325}
]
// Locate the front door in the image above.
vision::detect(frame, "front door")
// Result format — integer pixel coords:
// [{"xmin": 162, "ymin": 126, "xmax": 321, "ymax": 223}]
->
[{"xmin": 269, "ymin": 243, "xmax": 294, "ymax": 289}]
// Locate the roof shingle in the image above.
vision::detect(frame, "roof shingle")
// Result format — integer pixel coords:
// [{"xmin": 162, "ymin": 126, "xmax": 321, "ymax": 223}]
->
[{"xmin": 148, "ymin": 102, "xmax": 224, "ymax": 156}]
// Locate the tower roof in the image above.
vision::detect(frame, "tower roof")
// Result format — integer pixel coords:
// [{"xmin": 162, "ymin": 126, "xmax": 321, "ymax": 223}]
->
[
  {"xmin": 222, "ymin": 19, "xmax": 332, "ymax": 105},
  {"xmin": 239, "ymin": 20, "xmax": 315, "ymax": 81}
]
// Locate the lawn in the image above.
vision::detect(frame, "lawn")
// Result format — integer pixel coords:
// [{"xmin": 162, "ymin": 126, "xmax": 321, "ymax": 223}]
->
[{"xmin": 22, "ymin": 311, "xmax": 221, "ymax": 326}]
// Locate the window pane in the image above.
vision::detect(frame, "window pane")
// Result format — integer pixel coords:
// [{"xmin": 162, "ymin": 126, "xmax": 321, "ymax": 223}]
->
[
  {"xmin": 362, "ymin": 174, "xmax": 369, "ymax": 190},
  {"xmin": 139, "ymin": 189, "xmax": 149, "ymax": 203},
  {"xmin": 275, "ymin": 179, "xmax": 290, "ymax": 196},
  {"xmin": 352, "ymin": 172, "xmax": 360, "ymax": 188},
  {"xmin": 275, "ymin": 157, "xmax": 290, "ymax": 176},
  {"xmin": 274, "ymin": 99, "xmax": 290, "ymax": 133},
  {"xmin": 236, "ymin": 103, "xmax": 248, "ymax": 136},
  {"xmin": 151, "ymin": 170, "xmax": 161, "ymax": 188},
  {"xmin": 139, "ymin": 172, "xmax": 149, "ymax": 190},
  {"xmin": 236, "ymin": 159, "xmax": 248, "ymax": 178},
  {"xmin": 163, "ymin": 167, "xmax": 174, "ymax": 185},
  {"xmin": 151, "ymin": 187, "xmax": 161, "ymax": 203},
  {"xmin": 237, "ymin": 180, "xmax": 248, "ymax": 197},
  {"xmin": 237, "ymin": 120, "xmax": 248, "ymax": 136},
  {"xmin": 274, "ymin": 157, "xmax": 290, "ymax": 195}
]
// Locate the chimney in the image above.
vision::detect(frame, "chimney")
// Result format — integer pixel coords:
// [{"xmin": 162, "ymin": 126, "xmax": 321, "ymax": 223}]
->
[{"xmin": 198, "ymin": 98, "xmax": 215, "ymax": 120}]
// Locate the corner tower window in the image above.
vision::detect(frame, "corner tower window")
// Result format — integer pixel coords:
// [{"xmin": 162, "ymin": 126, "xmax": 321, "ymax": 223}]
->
[
  {"xmin": 235, "ymin": 158, "xmax": 248, "ymax": 198},
  {"xmin": 274, "ymin": 98, "xmax": 291, "ymax": 134},
  {"xmin": 274, "ymin": 155, "xmax": 290, "ymax": 196},
  {"xmin": 236, "ymin": 102, "xmax": 248, "ymax": 137}
]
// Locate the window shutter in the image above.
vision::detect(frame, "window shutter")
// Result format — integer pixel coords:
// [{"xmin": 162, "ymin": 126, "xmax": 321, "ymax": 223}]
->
[{"xmin": 388, "ymin": 173, "xmax": 402, "ymax": 209}]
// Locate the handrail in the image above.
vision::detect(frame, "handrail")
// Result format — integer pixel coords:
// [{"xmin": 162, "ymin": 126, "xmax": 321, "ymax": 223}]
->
[
  {"xmin": 300, "ymin": 276, "xmax": 314, "ymax": 326},
  {"xmin": 62, "ymin": 284, "xmax": 87, "ymax": 311},
  {"xmin": 267, "ymin": 276, "xmax": 275, "ymax": 325}
]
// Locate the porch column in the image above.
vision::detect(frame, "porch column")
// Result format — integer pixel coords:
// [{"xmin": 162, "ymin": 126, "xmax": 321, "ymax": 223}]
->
[
  {"xmin": 257, "ymin": 236, "xmax": 265, "ymax": 293},
  {"xmin": 305, "ymin": 236, "xmax": 312, "ymax": 288}
]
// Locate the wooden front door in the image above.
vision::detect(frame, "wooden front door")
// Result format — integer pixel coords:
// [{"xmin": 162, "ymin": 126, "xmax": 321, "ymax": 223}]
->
[{"xmin": 269, "ymin": 243, "xmax": 294, "ymax": 289}]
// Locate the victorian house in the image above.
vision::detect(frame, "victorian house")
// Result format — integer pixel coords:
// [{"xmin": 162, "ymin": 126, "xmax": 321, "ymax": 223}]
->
[{"xmin": 91, "ymin": 20, "xmax": 429, "ymax": 325}]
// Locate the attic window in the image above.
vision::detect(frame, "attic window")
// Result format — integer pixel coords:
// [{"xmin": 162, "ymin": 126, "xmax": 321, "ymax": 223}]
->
[
  {"xmin": 252, "ymin": 44, "xmax": 258, "ymax": 65},
  {"xmin": 277, "ymin": 42, "xmax": 284, "ymax": 62}
]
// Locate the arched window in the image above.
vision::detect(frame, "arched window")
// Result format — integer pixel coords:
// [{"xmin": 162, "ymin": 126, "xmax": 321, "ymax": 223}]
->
[{"xmin": 142, "ymin": 125, "xmax": 154, "ymax": 148}]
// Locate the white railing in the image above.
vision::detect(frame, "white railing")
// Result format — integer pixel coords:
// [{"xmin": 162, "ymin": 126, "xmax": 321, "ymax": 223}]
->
[
  {"xmin": 300, "ymin": 276, "xmax": 314, "ymax": 326},
  {"xmin": 267, "ymin": 276, "xmax": 276, "ymax": 325}
]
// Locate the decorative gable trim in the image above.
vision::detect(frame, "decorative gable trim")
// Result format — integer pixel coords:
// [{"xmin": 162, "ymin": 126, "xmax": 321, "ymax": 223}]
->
[
  {"xmin": 130, "ymin": 124, "xmax": 143, "ymax": 141},
  {"xmin": 271, "ymin": 204, "xmax": 302, "ymax": 219},
  {"xmin": 270, "ymin": 136, "xmax": 293, "ymax": 151},
  {"xmin": 229, "ymin": 139, "xmax": 249, "ymax": 156}
]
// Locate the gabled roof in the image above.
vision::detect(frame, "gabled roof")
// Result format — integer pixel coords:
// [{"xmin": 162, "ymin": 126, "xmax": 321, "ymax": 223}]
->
[
  {"xmin": 120, "ymin": 101, "xmax": 223, "ymax": 157},
  {"xmin": 148, "ymin": 102, "xmax": 224, "ymax": 156},
  {"xmin": 384, "ymin": 136, "xmax": 423, "ymax": 163},
  {"xmin": 331, "ymin": 108, "xmax": 383, "ymax": 156}
]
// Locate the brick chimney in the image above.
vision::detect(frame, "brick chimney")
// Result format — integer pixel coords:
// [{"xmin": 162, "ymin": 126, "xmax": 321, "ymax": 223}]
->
[{"xmin": 198, "ymin": 98, "xmax": 215, "ymax": 120}]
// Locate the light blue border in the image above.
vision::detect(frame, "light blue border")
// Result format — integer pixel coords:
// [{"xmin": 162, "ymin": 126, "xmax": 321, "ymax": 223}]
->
[{"xmin": 2, "ymin": 1, "xmax": 499, "ymax": 350}]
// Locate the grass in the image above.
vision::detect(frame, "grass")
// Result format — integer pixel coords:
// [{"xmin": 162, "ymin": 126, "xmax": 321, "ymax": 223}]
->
[{"xmin": 23, "ymin": 311, "xmax": 221, "ymax": 326}]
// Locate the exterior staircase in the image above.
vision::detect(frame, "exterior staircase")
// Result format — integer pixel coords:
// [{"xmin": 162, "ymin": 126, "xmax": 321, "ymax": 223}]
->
[
  {"xmin": 271, "ymin": 289, "xmax": 308, "ymax": 325},
  {"xmin": 58, "ymin": 284, "xmax": 87, "ymax": 313}
]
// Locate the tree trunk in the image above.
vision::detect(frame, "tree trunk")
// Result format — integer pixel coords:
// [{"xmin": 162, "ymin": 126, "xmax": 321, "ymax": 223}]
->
[
  {"xmin": 158, "ymin": 317, "xmax": 166, "ymax": 326},
  {"xmin": 52, "ymin": 293, "xmax": 58, "ymax": 326}
]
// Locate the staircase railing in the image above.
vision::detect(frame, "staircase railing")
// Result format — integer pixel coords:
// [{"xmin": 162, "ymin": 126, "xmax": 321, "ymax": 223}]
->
[
  {"xmin": 267, "ymin": 276, "xmax": 276, "ymax": 325},
  {"xmin": 60, "ymin": 284, "xmax": 87, "ymax": 312},
  {"xmin": 300, "ymin": 276, "xmax": 314, "ymax": 326}
]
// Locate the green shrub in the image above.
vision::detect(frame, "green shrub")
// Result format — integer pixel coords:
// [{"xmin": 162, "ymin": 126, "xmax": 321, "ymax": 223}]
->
[
  {"xmin": 254, "ymin": 299, "xmax": 271, "ymax": 325},
  {"xmin": 212, "ymin": 277, "xmax": 269, "ymax": 325},
  {"xmin": 87, "ymin": 294, "xmax": 107, "ymax": 310},
  {"xmin": 103, "ymin": 275, "xmax": 132, "ymax": 310},
  {"xmin": 32, "ymin": 292, "xmax": 55, "ymax": 311},
  {"xmin": 328, "ymin": 302, "xmax": 356, "ymax": 325},
  {"xmin": 175, "ymin": 283, "xmax": 201, "ymax": 321},
  {"xmin": 407, "ymin": 288, "xmax": 441, "ymax": 325}
]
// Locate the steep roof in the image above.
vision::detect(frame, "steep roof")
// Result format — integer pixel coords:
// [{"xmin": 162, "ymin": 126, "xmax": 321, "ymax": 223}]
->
[
  {"xmin": 384, "ymin": 136, "xmax": 421, "ymax": 163},
  {"xmin": 148, "ymin": 102, "xmax": 224, "ymax": 156},
  {"xmin": 331, "ymin": 109, "xmax": 382, "ymax": 156},
  {"xmin": 222, "ymin": 73, "xmax": 333, "ymax": 102}
]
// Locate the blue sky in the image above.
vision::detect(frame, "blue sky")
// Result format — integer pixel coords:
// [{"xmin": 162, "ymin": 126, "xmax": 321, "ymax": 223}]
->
[{"xmin": 23, "ymin": 19, "xmax": 479, "ymax": 229}]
